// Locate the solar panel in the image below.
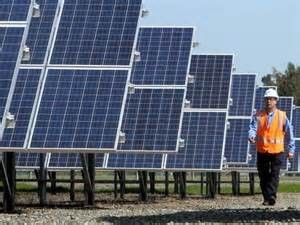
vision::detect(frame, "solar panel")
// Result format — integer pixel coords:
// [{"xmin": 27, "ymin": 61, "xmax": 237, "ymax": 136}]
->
[
  {"xmin": 166, "ymin": 112, "xmax": 227, "ymax": 170},
  {"xmin": 277, "ymin": 96, "xmax": 294, "ymax": 120},
  {"xmin": 0, "ymin": 69, "xmax": 41, "ymax": 148},
  {"xmin": 21, "ymin": 0, "xmax": 59, "ymax": 65},
  {"xmin": 224, "ymin": 119, "xmax": 251, "ymax": 164},
  {"xmin": 289, "ymin": 140, "xmax": 300, "ymax": 172},
  {"xmin": 130, "ymin": 27, "xmax": 194, "ymax": 85},
  {"xmin": 165, "ymin": 54, "xmax": 233, "ymax": 171},
  {"xmin": 0, "ymin": 0, "xmax": 31, "ymax": 21},
  {"xmin": 118, "ymin": 88, "xmax": 185, "ymax": 152},
  {"xmin": 29, "ymin": 69, "xmax": 128, "ymax": 150},
  {"xmin": 0, "ymin": 27, "xmax": 25, "ymax": 120},
  {"xmin": 16, "ymin": 152, "xmax": 40, "ymax": 168},
  {"xmin": 106, "ymin": 153, "xmax": 163, "ymax": 170},
  {"xmin": 229, "ymin": 74, "xmax": 256, "ymax": 117},
  {"xmin": 50, "ymin": 0, "xmax": 142, "ymax": 66},
  {"xmin": 186, "ymin": 54, "xmax": 233, "ymax": 109},
  {"xmin": 48, "ymin": 153, "xmax": 104, "ymax": 169},
  {"xmin": 293, "ymin": 107, "xmax": 300, "ymax": 138}
]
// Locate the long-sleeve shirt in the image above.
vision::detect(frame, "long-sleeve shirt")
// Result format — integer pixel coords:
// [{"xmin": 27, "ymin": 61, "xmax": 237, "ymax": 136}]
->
[{"xmin": 248, "ymin": 109, "xmax": 296, "ymax": 153}]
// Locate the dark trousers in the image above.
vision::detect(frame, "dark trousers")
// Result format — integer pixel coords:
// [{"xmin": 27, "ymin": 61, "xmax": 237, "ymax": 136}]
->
[{"xmin": 257, "ymin": 152, "xmax": 282, "ymax": 201}]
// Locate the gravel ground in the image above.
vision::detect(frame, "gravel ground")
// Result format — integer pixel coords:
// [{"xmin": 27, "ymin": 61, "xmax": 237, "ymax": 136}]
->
[{"xmin": 0, "ymin": 192, "xmax": 299, "ymax": 224}]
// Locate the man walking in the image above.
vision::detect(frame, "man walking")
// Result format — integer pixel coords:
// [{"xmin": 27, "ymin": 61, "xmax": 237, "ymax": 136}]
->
[{"xmin": 248, "ymin": 88, "xmax": 295, "ymax": 205}]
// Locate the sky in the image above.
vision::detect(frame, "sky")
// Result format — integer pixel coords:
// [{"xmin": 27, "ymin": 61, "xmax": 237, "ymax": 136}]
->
[{"xmin": 141, "ymin": 0, "xmax": 300, "ymax": 83}]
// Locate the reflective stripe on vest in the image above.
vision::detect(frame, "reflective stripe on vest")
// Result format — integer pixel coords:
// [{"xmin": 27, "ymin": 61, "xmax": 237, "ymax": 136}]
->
[{"xmin": 256, "ymin": 109, "xmax": 286, "ymax": 154}]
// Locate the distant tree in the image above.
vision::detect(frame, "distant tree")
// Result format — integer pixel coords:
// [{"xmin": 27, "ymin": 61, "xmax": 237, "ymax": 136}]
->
[{"xmin": 261, "ymin": 63, "xmax": 300, "ymax": 105}]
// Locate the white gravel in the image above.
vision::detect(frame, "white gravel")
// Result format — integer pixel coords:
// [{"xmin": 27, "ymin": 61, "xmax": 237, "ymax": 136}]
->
[{"xmin": 0, "ymin": 192, "xmax": 299, "ymax": 224}]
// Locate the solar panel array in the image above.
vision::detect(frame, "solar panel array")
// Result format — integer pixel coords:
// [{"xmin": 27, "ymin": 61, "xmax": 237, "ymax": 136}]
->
[{"xmin": 0, "ymin": 1, "xmax": 297, "ymax": 173}]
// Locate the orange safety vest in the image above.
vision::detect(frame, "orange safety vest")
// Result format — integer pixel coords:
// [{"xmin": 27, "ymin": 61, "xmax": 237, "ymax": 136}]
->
[{"xmin": 256, "ymin": 109, "xmax": 286, "ymax": 154}]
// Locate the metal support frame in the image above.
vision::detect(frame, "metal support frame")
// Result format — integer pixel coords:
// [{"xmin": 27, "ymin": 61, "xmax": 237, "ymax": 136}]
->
[
  {"xmin": 249, "ymin": 172, "xmax": 255, "ymax": 195},
  {"xmin": 138, "ymin": 171, "xmax": 148, "ymax": 201},
  {"xmin": 206, "ymin": 172, "xmax": 217, "ymax": 198},
  {"xmin": 80, "ymin": 153, "xmax": 95, "ymax": 206},
  {"xmin": 178, "ymin": 171, "xmax": 187, "ymax": 199},
  {"xmin": 70, "ymin": 170, "xmax": 75, "ymax": 202},
  {"xmin": 48, "ymin": 171, "xmax": 56, "ymax": 195},
  {"xmin": 200, "ymin": 172, "xmax": 204, "ymax": 195},
  {"xmin": 38, "ymin": 153, "xmax": 47, "ymax": 206},
  {"xmin": 173, "ymin": 172, "xmax": 179, "ymax": 194},
  {"xmin": 1, "ymin": 153, "xmax": 16, "ymax": 212},
  {"xmin": 117, "ymin": 171, "xmax": 126, "ymax": 199},
  {"xmin": 149, "ymin": 172, "xmax": 155, "ymax": 194},
  {"xmin": 231, "ymin": 171, "xmax": 240, "ymax": 196},
  {"xmin": 164, "ymin": 171, "xmax": 169, "ymax": 197}
]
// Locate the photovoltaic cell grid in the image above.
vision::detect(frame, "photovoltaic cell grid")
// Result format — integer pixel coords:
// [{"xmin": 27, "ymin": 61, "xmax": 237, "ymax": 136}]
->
[
  {"xmin": 166, "ymin": 112, "xmax": 227, "ymax": 170},
  {"xmin": 0, "ymin": 0, "xmax": 31, "ymax": 21},
  {"xmin": 229, "ymin": 74, "xmax": 256, "ymax": 117},
  {"xmin": 277, "ymin": 97, "xmax": 294, "ymax": 120},
  {"xmin": 16, "ymin": 152, "xmax": 40, "ymax": 168},
  {"xmin": 50, "ymin": 0, "xmax": 142, "ymax": 66},
  {"xmin": 289, "ymin": 140, "xmax": 299, "ymax": 172},
  {"xmin": 0, "ymin": 69, "xmax": 41, "ymax": 148},
  {"xmin": 106, "ymin": 153, "xmax": 163, "ymax": 169},
  {"xmin": 0, "ymin": 27, "xmax": 24, "ymax": 120},
  {"xmin": 186, "ymin": 54, "xmax": 233, "ymax": 109},
  {"xmin": 22, "ymin": 0, "xmax": 58, "ymax": 65},
  {"xmin": 130, "ymin": 27, "xmax": 194, "ymax": 85},
  {"xmin": 292, "ymin": 107, "xmax": 300, "ymax": 138},
  {"xmin": 48, "ymin": 153, "xmax": 104, "ymax": 169},
  {"xmin": 30, "ymin": 69, "xmax": 128, "ymax": 150},
  {"xmin": 118, "ymin": 88, "xmax": 185, "ymax": 152},
  {"xmin": 224, "ymin": 119, "xmax": 251, "ymax": 164}
]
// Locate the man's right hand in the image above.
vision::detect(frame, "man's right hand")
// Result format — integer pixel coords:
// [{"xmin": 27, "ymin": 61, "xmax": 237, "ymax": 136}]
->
[{"xmin": 248, "ymin": 137, "xmax": 256, "ymax": 144}]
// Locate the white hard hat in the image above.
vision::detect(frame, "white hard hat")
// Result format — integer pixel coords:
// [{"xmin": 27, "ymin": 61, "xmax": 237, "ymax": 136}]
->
[{"xmin": 264, "ymin": 88, "xmax": 279, "ymax": 99}]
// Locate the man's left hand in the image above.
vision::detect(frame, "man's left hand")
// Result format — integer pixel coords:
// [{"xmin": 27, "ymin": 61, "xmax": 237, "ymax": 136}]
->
[{"xmin": 288, "ymin": 152, "xmax": 294, "ymax": 160}]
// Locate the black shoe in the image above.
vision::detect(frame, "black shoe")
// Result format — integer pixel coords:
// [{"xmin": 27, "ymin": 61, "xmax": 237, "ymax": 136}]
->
[
  {"xmin": 262, "ymin": 200, "xmax": 269, "ymax": 206},
  {"xmin": 268, "ymin": 197, "xmax": 276, "ymax": 206},
  {"xmin": 262, "ymin": 200, "xmax": 270, "ymax": 205}
]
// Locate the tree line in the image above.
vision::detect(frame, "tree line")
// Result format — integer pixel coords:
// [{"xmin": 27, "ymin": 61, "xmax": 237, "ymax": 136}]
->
[{"xmin": 262, "ymin": 63, "xmax": 300, "ymax": 105}]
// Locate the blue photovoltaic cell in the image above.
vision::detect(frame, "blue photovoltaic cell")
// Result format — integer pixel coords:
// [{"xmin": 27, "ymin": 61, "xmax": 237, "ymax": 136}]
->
[
  {"xmin": 22, "ymin": 0, "xmax": 58, "ymax": 65},
  {"xmin": 293, "ymin": 107, "xmax": 300, "ymax": 138},
  {"xmin": 30, "ymin": 69, "xmax": 128, "ymax": 149},
  {"xmin": 50, "ymin": 0, "xmax": 142, "ymax": 65},
  {"xmin": 0, "ymin": 69, "xmax": 41, "ymax": 148},
  {"xmin": 289, "ymin": 140, "xmax": 299, "ymax": 172},
  {"xmin": 224, "ymin": 119, "xmax": 250, "ymax": 164},
  {"xmin": 229, "ymin": 74, "xmax": 256, "ymax": 116},
  {"xmin": 130, "ymin": 27, "xmax": 193, "ymax": 85},
  {"xmin": 166, "ymin": 112, "xmax": 227, "ymax": 170},
  {"xmin": 0, "ymin": 0, "xmax": 31, "ymax": 21},
  {"xmin": 16, "ymin": 153, "xmax": 40, "ymax": 168},
  {"xmin": 106, "ymin": 153, "xmax": 163, "ymax": 169},
  {"xmin": 186, "ymin": 55, "xmax": 233, "ymax": 109},
  {"xmin": 118, "ymin": 88, "xmax": 184, "ymax": 152},
  {"xmin": 49, "ymin": 153, "xmax": 81, "ymax": 168},
  {"xmin": 0, "ymin": 27, "xmax": 24, "ymax": 120},
  {"xmin": 48, "ymin": 153, "xmax": 104, "ymax": 168},
  {"xmin": 277, "ymin": 97, "xmax": 293, "ymax": 120}
]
